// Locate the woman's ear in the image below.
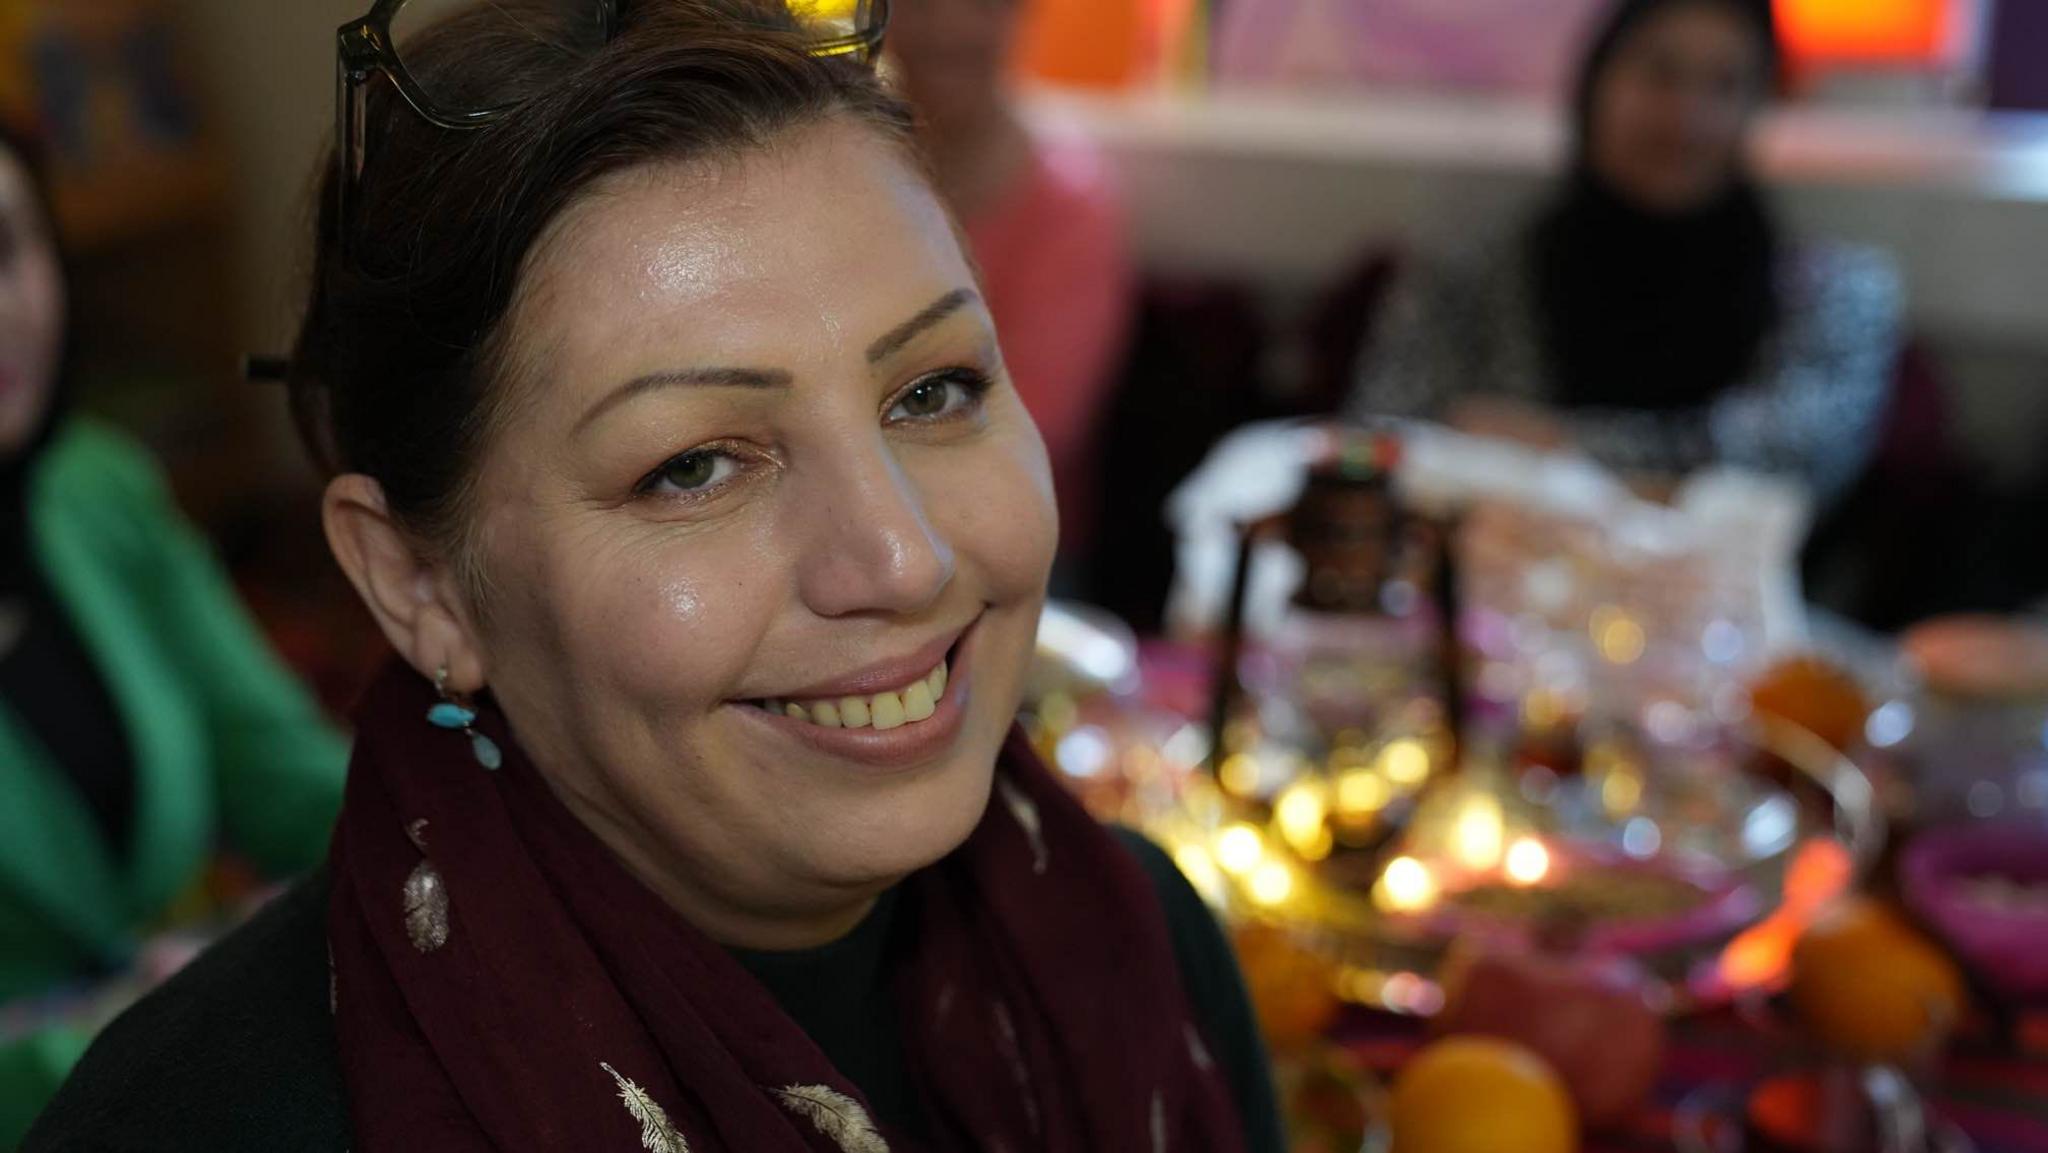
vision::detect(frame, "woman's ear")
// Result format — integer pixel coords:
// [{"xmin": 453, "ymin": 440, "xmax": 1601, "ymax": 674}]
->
[{"xmin": 323, "ymin": 474, "xmax": 488, "ymax": 693}]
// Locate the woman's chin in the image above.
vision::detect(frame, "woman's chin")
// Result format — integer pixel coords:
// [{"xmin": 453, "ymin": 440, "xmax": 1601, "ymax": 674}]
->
[{"xmin": 803, "ymin": 747, "xmax": 1001, "ymax": 888}]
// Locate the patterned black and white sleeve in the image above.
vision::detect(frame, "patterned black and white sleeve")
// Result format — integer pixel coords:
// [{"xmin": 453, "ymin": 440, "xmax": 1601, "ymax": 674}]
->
[
  {"xmin": 1707, "ymin": 245, "xmax": 1905, "ymax": 501},
  {"xmin": 1344, "ymin": 259, "xmax": 1486, "ymax": 424},
  {"xmin": 1564, "ymin": 244, "xmax": 1904, "ymax": 501}
]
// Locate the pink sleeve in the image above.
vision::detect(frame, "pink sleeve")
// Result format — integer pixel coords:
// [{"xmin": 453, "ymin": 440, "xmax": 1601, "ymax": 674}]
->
[{"xmin": 965, "ymin": 138, "xmax": 1135, "ymax": 543}]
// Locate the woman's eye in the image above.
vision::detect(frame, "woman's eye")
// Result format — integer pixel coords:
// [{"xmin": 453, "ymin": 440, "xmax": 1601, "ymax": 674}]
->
[
  {"xmin": 888, "ymin": 370, "xmax": 990, "ymax": 423},
  {"xmin": 639, "ymin": 449, "xmax": 741, "ymax": 496}
]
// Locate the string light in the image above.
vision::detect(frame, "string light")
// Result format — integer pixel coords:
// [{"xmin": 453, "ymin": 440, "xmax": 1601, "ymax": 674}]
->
[
  {"xmin": 1505, "ymin": 837, "xmax": 1552, "ymax": 887},
  {"xmin": 1591, "ymin": 605, "xmax": 1647, "ymax": 666},
  {"xmin": 1451, "ymin": 794, "xmax": 1506, "ymax": 871},
  {"xmin": 1219, "ymin": 753, "xmax": 1261, "ymax": 797},
  {"xmin": 1375, "ymin": 856, "xmax": 1440, "ymax": 913},
  {"xmin": 1215, "ymin": 823, "xmax": 1265, "ymax": 876},
  {"xmin": 1602, "ymin": 767, "xmax": 1645, "ymax": 816},
  {"xmin": 1336, "ymin": 769, "xmax": 1391, "ymax": 819},
  {"xmin": 1379, "ymin": 739, "xmax": 1431, "ymax": 787},
  {"xmin": 1172, "ymin": 844, "xmax": 1226, "ymax": 906},
  {"xmin": 1274, "ymin": 782, "xmax": 1328, "ymax": 853},
  {"xmin": 1248, "ymin": 861, "xmax": 1295, "ymax": 907}
]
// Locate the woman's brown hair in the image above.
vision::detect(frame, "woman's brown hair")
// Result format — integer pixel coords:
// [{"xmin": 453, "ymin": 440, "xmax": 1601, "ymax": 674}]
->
[{"xmin": 288, "ymin": 0, "xmax": 915, "ymax": 575}]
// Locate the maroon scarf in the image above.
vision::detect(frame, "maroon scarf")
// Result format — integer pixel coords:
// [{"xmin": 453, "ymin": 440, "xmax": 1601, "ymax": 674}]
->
[{"xmin": 328, "ymin": 660, "xmax": 1246, "ymax": 1152}]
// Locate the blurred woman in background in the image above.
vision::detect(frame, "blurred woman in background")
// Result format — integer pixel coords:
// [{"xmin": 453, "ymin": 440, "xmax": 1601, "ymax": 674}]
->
[
  {"xmin": 0, "ymin": 124, "xmax": 346, "ymax": 1144},
  {"xmin": 889, "ymin": 0, "xmax": 1134, "ymax": 573},
  {"xmin": 1348, "ymin": 0, "xmax": 1902, "ymax": 501}
]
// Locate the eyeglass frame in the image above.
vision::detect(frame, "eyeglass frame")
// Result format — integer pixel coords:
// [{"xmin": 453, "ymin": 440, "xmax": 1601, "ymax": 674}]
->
[
  {"xmin": 244, "ymin": 0, "xmax": 887, "ymax": 381},
  {"xmin": 332, "ymin": 0, "xmax": 889, "ymax": 252}
]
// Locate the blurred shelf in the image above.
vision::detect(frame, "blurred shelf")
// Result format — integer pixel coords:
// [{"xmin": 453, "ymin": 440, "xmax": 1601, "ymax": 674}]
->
[
  {"xmin": 1026, "ymin": 87, "xmax": 2048, "ymax": 198},
  {"xmin": 1026, "ymin": 87, "xmax": 2048, "ymax": 346}
]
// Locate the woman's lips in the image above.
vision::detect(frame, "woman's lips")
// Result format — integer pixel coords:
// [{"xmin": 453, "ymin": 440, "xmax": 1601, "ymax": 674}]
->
[
  {"xmin": 762, "ymin": 625, "xmax": 963, "ymax": 701},
  {"xmin": 735, "ymin": 618, "xmax": 980, "ymax": 770},
  {"xmin": 760, "ymin": 657, "xmax": 948, "ymax": 732}
]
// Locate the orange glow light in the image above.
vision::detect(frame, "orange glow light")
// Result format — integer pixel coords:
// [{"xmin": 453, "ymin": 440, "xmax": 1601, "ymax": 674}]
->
[
  {"xmin": 1716, "ymin": 840, "xmax": 1855, "ymax": 990},
  {"xmin": 1778, "ymin": 0, "xmax": 1951, "ymax": 64},
  {"xmin": 1016, "ymin": 0, "xmax": 1148, "ymax": 87}
]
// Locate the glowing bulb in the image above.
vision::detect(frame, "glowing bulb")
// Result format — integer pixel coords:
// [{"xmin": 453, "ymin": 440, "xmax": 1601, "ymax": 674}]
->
[
  {"xmin": 1248, "ymin": 861, "xmax": 1295, "ymax": 907},
  {"xmin": 1591, "ymin": 605, "xmax": 1647, "ymax": 666},
  {"xmin": 1505, "ymin": 837, "xmax": 1552, "ymax": 887},
  {"xmin": 1172, "ymin": 844, "xmax": 1225, "ymax": 906},
  {"xmin": 1274, "ymin": 782, "xmax": 1328, "ymax": 853},
  {"xmin": 1335, "ymin": 769, "xmax": 1391, "ymax": 819},
  {"xmin": 1521, "ymin": 689, "xmax": 1566, "ymax": 729},
  {"xmin": 1375, "ymin": 856, "xmax": 1440, "ymax": 913},
  {"xmin": 1380, "ymin": 739, "xmax": 1431, "ymax": 787},
  {"xmin": 1342, "ymin": 967, "xmax": 1388, "ymax": 1004},
  {"xmin": 1451, "ymin": 794, "xmax": 1506, "ymax": 871},
  {"xmin": 1215, "ymin": 823, "xmax": 1265, "ymax": 876},
  {"xmin": 1219, "ymin": 753, "xmax": 1261, "ymax": 796},
  {"xmin": 1601, "ymin": 768, "xmax": 1645, "ymax": 816}
]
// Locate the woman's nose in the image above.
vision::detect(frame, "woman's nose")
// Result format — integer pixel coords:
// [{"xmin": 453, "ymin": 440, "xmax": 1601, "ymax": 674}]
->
[{"xmin": 793, "ymin": 435, "xmax": 955, "ymax": 619}]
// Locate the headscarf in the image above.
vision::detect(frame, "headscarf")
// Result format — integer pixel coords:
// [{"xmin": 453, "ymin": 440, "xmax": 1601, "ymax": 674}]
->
[
  {"xmin": 327, "ymin": 660, "xmax": 1247, "ymax": 1152},
  {"xmin": 1, "ymin": 120, "xmax": 72, "ymax": 583},
  {"xmin": 1530, "ymin": 0, "xmax": 1784, "ymax": 412}
]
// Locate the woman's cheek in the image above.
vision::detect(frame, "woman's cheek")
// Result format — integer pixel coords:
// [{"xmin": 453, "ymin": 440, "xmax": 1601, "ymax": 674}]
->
[
  {"xmin": 541, "ymin": 525, "xmax": 770, "ymax": 707},
  {"xmin": 941, "ymin": 428, "xmax": 1058, "ymax": 595},
  {"xmin": 1011, "ymin": 416, "xmax": 1061, "ymax": 573},
  {"xmin": 624, "ymin": 556, "xmax": 775, "ymax": 697}
]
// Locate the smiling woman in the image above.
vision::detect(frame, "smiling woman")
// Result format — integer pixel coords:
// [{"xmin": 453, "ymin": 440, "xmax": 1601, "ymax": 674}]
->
[{"xmin": 22, "ymin": 2, "xmax": 1281, "ymax": 1152}]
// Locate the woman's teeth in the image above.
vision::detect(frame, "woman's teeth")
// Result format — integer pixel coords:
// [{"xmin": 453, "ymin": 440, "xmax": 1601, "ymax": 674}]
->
[{"xmin": 763, "ymin": 660, "xmax": 948, "ymax": 731}]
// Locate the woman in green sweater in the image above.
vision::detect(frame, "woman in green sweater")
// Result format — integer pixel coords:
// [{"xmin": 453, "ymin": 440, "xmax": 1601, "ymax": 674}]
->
[{"xmin": 0, "ymin": 125, "xmax": 349, "ymax": 1143}]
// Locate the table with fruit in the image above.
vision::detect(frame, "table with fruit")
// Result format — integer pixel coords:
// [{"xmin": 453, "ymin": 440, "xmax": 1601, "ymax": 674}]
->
[
  {"xmin": 1032, "ymin": 618, "xmax": 2048, "ymax": 1153},
  {"xmin": 1250, "ymin": 900, "xmax": 2048, "ymax": 1153}
]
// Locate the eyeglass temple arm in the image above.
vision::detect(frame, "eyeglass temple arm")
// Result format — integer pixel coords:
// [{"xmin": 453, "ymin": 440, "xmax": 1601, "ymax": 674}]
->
[{"xmin": 337, "ymin": 29, "xmax": 377, "ymax": 249}]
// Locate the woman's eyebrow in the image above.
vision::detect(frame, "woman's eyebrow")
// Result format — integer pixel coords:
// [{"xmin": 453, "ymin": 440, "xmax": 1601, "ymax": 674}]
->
[
  {"xmin": 573, "ymin": 288, "xmax": 982, "ymax": 437},
  {"xmin": 865, "ymin": 288, "xmax": 981, "ymax": 365},
  {"xmin": 575, "ymin": 366, "xmax": 793, "ymax": 437}
]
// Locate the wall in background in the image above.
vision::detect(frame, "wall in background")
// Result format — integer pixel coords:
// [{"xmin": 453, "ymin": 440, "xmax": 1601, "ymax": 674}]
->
[
  {"xmin": 178, "ymin": 0, "xmax": 357, "ymax": 354},
  {"xmin": 173, "ymin": 0, "xmax": 361, "ymax": 489}
]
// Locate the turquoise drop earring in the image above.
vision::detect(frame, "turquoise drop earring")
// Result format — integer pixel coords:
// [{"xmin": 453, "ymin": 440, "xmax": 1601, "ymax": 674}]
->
[{"xmin": 429, "ymin": 667, "xmax": 503, "ymax": 770}]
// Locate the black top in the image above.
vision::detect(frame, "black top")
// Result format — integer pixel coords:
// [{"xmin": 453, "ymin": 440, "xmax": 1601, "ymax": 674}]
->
[
  {"xmin": 729, "ymin": 887, "xmax": 936, "ymax": 1141},
  {"xmin": 1539, "ymin": 0, "xmax": 1782, "ymax": 415},
  {"xmin": 24, "ymin": 829, "xmax": 1286, "ymax": 1152},
  {"xmin": 1, "ymin": 454, "xmax": 136, "ymax": 850}
]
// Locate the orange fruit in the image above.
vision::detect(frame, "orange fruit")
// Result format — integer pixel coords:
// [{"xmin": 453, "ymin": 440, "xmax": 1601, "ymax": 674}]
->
[
  {"xmin": 1232, "ymin": 923, "xmax": 1341, "ymax": 1053},
  {"xmin": 1789, "ymin": 897, "xmax": 1964, "ymax": 1064},
  {"xmin": 1390, "ymin": 1037, "xmax": 1578, "ymax": 1153},
  {"xmin": 1749, "ymin": 657, "xmax": 1870, "ymax": 752}
]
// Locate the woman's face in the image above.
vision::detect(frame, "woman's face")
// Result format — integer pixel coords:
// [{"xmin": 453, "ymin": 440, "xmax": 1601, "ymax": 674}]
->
[
  {"xmin": 0, "ymin": 149, "xmax": 65, "ymax": 454},
  {"xmin": 464, "ymin": 119, "xmax": 1056, "ymax": 942},
  {"xmin": 1588, "ymin": 1, "xmax": 1770, "ymax": 214}
]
